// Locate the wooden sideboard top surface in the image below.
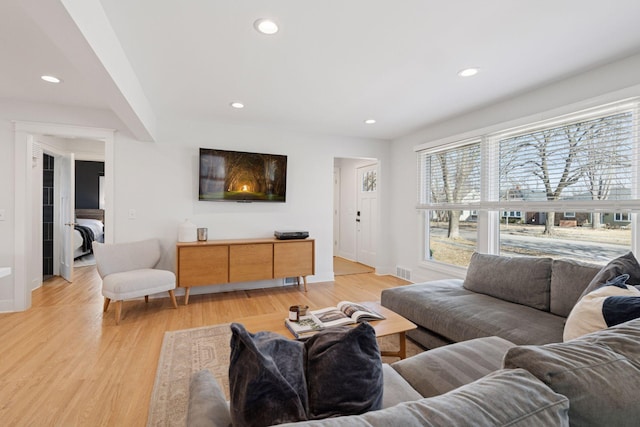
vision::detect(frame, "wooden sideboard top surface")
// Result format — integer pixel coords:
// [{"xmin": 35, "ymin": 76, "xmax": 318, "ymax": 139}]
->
[{"xmin": 176, "ymin": 237, "xmax": 314, "ymax": 247}]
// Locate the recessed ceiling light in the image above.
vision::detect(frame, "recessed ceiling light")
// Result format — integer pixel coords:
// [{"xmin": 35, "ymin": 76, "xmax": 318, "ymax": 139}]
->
[
  {"xmin": 230, "ymin": 102, "xmax": 245, "ymax": 109},
  {"xmin": 254, "ymin": 18, "xmax": 279, "ymax": 35},
  {"xmin": 364, "ymin": 119, "xmax": 376, "ymax": 124},
  {"xmin": 41, "ymin": 75, "xmax": 61, "ymax": 83},
  {"xmin": 457, "ymin": 68, "xmax": 479, "ymax": 77}
]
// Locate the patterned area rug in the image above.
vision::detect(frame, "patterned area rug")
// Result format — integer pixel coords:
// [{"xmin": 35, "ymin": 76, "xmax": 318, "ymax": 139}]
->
[{"xmin": 147, "ymin": 323, "xmax": 425, "ymax": 426}]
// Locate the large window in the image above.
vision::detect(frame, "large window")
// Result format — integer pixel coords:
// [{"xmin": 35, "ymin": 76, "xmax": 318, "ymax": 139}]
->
[{"xmin": 418, "ymin": 101, "xmax": 639, "ymax": 267}]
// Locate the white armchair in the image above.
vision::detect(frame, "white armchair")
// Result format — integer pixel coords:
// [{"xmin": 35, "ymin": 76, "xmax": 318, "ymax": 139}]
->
[{"xmin": 92, "ymin": 238, "xmax": 178, "ymax": 324}]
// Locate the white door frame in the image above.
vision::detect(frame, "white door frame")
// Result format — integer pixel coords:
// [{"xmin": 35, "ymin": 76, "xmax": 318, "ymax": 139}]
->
[
  {"xmin": 13, "ymin": 121, "xmax": 115, "ymax": 311},
  {"xmin": 333, "ymin": 168, "xmax": 340, "ymax": 255}
]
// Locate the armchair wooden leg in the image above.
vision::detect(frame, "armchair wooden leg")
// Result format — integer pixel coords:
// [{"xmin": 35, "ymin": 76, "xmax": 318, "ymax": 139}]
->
[
  {"xmin": 145, "ymin": 295, "xmax": 149, "ymax": 304},
  {"xmin": 168, "ymin": 290, "xmax": 178, "ymax": 309},
  {"xmin": 115, "ymin": 300, "xmax": 122, "ymax": 325},
  {"xmin": 103, "ymin": 297, "xmax": 111, "ymax": 312}
]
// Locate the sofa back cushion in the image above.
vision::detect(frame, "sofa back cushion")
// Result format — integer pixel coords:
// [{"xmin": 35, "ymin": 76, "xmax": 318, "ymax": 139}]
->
[
  {"xmin": 281, "ymin": 369, "xmax": 569, "ymax": 426},
  {"xmin": 391, "ymin": 336, "xmax": 515, "ymax": 398},
  {"xmin": 549, "ymin": 258, "xmax": 601, "ymax": 317},
  {"xmin": 503, "ymin": 318, "xmax": 640, "ymax": 427},
  {"xmin": 463, "ymin": 252, "xmax": 552, "ymax": 311}
]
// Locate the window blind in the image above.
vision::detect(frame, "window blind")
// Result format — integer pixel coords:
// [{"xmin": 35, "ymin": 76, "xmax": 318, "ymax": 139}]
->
[
  {"xmin": 417, "ymin": 141, "xmax": 481, "ymax": 209},
  {"xmin": 495, "ymin": 109, "xmax": 640, "ymax": 213},
  {"xmin": 417, "ymin": 100, "xmax": 640, "ymax": 213}
]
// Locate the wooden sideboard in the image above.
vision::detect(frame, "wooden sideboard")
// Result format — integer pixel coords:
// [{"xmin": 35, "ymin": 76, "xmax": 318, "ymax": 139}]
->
[{"xmin": 176, "ymin": 238, "xmax": 315, "ymax": 304}]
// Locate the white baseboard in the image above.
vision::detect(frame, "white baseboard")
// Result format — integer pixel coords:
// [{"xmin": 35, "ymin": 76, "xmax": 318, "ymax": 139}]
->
[{"xmin": 0, "ymin": 298, "xmax": 16, "ymax": 313}]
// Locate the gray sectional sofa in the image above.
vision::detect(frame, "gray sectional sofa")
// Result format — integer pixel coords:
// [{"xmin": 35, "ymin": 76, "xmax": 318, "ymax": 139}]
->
[
  {"xmin": 186, "ymin": 252, "xmax": 640, "ymax": 426},
  {"xmin": 189, "ymin": 319, "xmax": 640, "ymax": 426},
  {"xmin": 381, "ymin": 252, "xmax": 602, "ymax": 349}
]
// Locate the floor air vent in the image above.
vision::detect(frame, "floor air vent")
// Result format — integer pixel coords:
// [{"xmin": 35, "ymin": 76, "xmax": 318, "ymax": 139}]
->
[{"xmin": 396, "ymin": 266, "xmax": 411, "ymax": 281}]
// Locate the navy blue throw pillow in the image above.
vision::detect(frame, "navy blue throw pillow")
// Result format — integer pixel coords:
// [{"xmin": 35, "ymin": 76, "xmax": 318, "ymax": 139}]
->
[
  {"xmin": 228, "ymin": 323, "xmax": 308, "ymax": 427},
  {"xmin": 304, "ymin": 323, "xmax": 383, "ymax": 419}
]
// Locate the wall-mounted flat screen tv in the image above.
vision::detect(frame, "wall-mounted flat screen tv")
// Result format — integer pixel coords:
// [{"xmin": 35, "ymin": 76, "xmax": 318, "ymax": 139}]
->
[{"xmin": 199, "ymin": 148, "xmax": 287, "ymax": 202}]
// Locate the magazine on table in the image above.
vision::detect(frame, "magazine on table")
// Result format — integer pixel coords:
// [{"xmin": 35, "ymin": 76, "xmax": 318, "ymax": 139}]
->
[
  {"xmin": 285, "ymin": 314, "xmax": 325, "ymax": 339},
  {"xmin": 310, "ymin": 301, "xmax": 385, "ymax": 328},
  {"xmin": 284, "ymin": 301, "xmax": 385, "ymax": 339}
]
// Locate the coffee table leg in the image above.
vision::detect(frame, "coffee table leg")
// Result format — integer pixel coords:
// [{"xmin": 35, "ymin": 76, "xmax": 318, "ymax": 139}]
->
[
  {"xmin": 398, "ymin": 331, "xmax": 407, "ymax": 359},
  {"xmin": 380, "ymin": 331, "xmax": 408, "ymax": 360}
]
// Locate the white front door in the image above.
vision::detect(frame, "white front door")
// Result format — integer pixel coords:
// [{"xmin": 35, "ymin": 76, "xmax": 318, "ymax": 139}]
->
[
  {"xmin": 356, "ymin": 164, "xmax": 378, "ymax": 267},
  {"xmin": 58, "ymin": 152, "xmax": 75, "ymax": 282}
]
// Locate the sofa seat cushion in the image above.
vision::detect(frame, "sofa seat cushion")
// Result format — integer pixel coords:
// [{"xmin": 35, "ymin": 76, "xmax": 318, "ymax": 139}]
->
[
  {"xmin": 279, "ymin": 369, "xmax": 569, "ymax": 426},
  {"xmin": 503, "ymin": 318, "xmax": 640, "ymax": 427},
  {"xmin": 380, "ymin": 364, "xmax": 422, "ymax": 408},
  {"xmin": 382, "ymin": 280, "xmax": 566, "ymax": 345},
  {"xmin": 391, "ymin": 336, "xmax": 516, "ymax": 398},
  {"xmin": 101, "ymin": 268, "xmax": 175, "ymax": 300},
  {"xmin": 463, "ymin": 252, "xmax": 552, "ymax": 310}
]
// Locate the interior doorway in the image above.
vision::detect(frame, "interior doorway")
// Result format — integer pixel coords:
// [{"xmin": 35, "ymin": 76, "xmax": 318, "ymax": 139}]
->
[
  {"xmin": 333, "ymin": 157, "xmax": 379, "ymax": 270},
  {"xmin": 13, "ymin": 122, "xmax": 114, "ymax": 312},
  {"xmin": 37, "ymin": 136, "xmax": 105, "ymax": 283}
]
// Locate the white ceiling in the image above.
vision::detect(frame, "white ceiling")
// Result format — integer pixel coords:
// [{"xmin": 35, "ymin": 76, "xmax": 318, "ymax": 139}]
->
[{"xmin": 4, "ymin": 0, "xmax": 640, "ymax": 141}]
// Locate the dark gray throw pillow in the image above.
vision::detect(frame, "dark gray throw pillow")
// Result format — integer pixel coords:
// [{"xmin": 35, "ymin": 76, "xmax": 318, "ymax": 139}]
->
[
  {"xmin": 578, "ymin": 251, "xmax": 640, "ymax": 299},
  {"xmin": 304, "ymin": 323, "xmax": 383, "ymax": 420},
  {"xmin": 228, "ymin": 323, "xmax": 308, "ymax": 427}
]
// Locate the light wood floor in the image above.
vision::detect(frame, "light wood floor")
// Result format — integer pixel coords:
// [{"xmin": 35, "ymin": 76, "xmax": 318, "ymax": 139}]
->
[{"xmin": 0, "ymin": 264, "xmax": 409, "ymax": 426}]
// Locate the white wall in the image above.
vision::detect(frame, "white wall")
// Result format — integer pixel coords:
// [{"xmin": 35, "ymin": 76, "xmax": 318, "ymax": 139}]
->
[
  {"xmin": 389, "ymin": 52, "xmax": 640, "ymax": 284},
  {"xmin": 0, "ymin": 100, "xmax": 122, "ymax": 311},
  {"xmin": 0, "ymin": 100, "xmax": 390, "ymax": 310},
  {"xmin": 110, "ymin": 120, "xmax": 390, "ymax": 296}
]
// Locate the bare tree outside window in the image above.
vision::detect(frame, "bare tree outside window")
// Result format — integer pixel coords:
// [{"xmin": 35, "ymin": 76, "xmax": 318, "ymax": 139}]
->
[
  {"xmin": 420, "ymin": 105, "xmax": 635, "ymax": 268},
  {"xmin": 500, "ymin": 112, "xmax": 632, "ymax": 235},
  {"xmin": 430, "ymin": 144, "xmax": 480, "ymax": 238}
]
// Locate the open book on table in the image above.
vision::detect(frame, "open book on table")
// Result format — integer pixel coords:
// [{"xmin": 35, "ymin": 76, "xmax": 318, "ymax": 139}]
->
[
  {"xmin": 284, "ymin": 301, "xmax": 385, "ymax": 339},
  {"xmin": 311, "ymin": 301, "xmax": 385, "ymax": 327}
]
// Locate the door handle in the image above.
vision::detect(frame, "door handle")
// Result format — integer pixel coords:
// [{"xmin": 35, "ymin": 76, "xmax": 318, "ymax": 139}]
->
[{"xmin": 64, "ymin": 222, "xmax": 76, "ymax": 226}]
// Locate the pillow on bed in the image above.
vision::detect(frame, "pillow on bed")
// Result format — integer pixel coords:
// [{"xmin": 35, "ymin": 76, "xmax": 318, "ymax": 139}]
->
[
  {"xmin": 76, "ymin": 218, "xmax": 104, "ymax": 231},
  {"xmin": 564, "ymin": 274, "xmax": 640, "ymax": 341}
]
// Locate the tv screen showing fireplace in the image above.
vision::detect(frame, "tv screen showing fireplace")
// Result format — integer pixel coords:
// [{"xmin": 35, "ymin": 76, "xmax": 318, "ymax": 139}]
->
[{"xmin": 198, "ymin": 148, "xmax": 287, "ymax": 202}]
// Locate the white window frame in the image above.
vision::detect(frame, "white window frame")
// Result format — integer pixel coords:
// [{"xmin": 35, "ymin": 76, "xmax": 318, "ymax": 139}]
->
[{"xmin": 416, "ymin": 98, "xmax": 640, "ymax": 269}]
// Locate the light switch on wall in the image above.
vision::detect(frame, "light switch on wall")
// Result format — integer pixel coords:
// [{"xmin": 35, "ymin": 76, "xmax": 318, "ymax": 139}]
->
[
  {"xmin": 128, "ymin": 209, "xmax": 136, "ymax": 219},
  {"xmin": 0, "ymin": 209, "xmax": 5, "ymax": 221}
]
